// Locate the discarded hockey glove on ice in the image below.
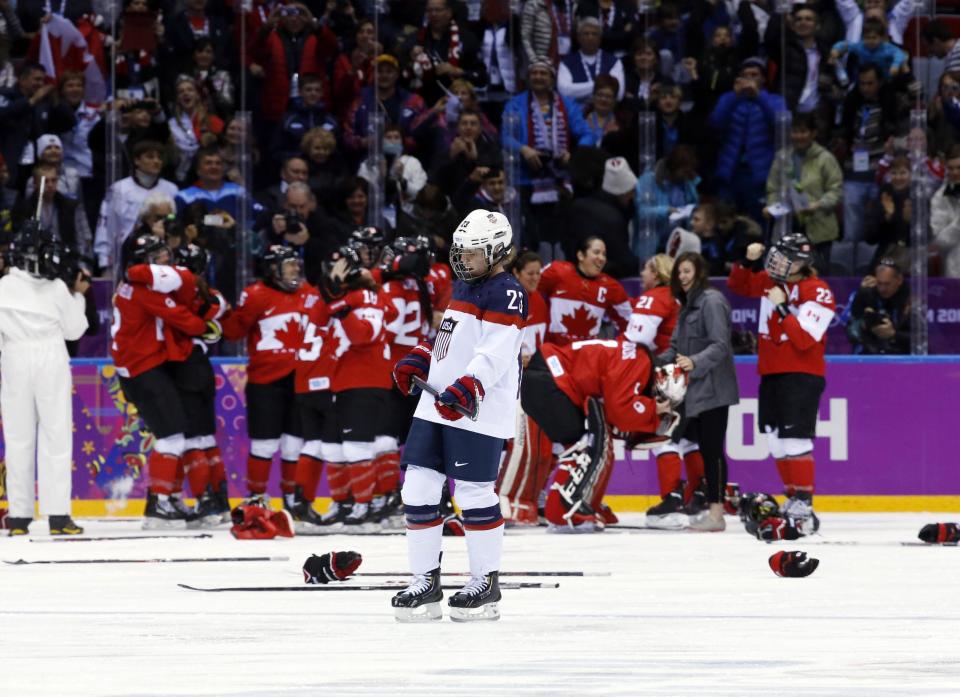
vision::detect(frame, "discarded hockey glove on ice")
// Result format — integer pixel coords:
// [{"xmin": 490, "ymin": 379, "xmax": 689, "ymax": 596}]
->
[
  {"xmin": 394, "ymin": 343, "xmax": 432, "ymax": 396},
  {"xmin": 755, "ymin": 516, "xmax": 806, "ymax": 541},
  {"xmin": 769, "ymin": 550, "xmax": 819, "ymax": 578},
  {"xmin": 436, "ymin": 376, "xmax": 484, "ymax": 421},
  {"xmin": 918, "ymin": 523, "xmax": 960, "ymax": 544},
  {"xmin": 302, "ymin": 552, "xmax": 363, "ymax": 584},
  {"xmin": 230, "ymin": 506, "xmax": 295, "ymax": 540}
]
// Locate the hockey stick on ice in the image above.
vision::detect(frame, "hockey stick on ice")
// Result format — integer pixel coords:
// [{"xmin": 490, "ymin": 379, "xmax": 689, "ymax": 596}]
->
[
  {"xmin": 411, "ymin": 375, "xmax": 478, "ymax": 420},
  {"xmin": 177, "ymin": 582, "xmax": 559, "ymax": 592},
  {"xmin": 29, "ymin": 534, "xmax": 215, "ymax": 543},
  {"xmin": 4, "ymin": 555, "xmax": 289, "ymax": 565},
  {"xmin": 350, "ymin": 571, "xmax": 610, "ymax": 577}
]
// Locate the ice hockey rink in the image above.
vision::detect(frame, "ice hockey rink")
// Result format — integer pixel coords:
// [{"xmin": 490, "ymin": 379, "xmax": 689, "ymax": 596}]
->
[{"xmin": 1, "ymin": 512, "xmax": 958, "ymax": 697}]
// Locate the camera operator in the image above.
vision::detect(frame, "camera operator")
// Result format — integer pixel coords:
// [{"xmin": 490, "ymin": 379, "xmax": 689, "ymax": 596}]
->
[
  {"xmin": 846, "ymin": 258, "xmax": 910, "ymax": 355},
  {"xmin": 0, "ymin": 227, "xmax": 90, "ymax": 536},
  {"xmin": 259, "ymin": 181, "xmax": 345, "ymax": 285}
]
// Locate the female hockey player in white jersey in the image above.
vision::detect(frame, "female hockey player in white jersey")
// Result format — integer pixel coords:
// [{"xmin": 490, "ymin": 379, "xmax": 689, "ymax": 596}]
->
[{"xmin": 390, "ymin": 209, "xmax": 527, "ymax": 622}]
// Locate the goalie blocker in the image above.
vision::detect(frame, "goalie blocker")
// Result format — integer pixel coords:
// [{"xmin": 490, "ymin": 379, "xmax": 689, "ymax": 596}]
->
[{"xmin": 519, "ymin": 340, "xmax": 678, "ymax": 531}]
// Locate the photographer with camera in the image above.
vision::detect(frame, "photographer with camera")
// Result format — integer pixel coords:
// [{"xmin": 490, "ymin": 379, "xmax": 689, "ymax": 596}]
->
[
  {"xmin": 94, "ymin": 140, "xmax": 179, "ymax": 276},
  {"xmin": 846, "ymin": 258, "xmax": 910, "ymax": 355},
  {"xmin": 0, "ymin": 223, "xmax": 90, "ymax": 536},
  {"xmin": 259, "ymin": 181, "xmax": 345, "ymax": 286}
]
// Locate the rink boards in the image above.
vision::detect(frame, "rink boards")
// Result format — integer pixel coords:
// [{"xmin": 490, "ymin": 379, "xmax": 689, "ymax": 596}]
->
[{"xmin": 1, "ymin": 356, "xmax": 957, "ymax": 513}]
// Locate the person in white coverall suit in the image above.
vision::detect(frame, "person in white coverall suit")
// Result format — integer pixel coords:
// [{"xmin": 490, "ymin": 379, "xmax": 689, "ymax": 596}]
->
[{"xmin": 0, "ymin": 247, "xmax": 89, "ymax": 536}]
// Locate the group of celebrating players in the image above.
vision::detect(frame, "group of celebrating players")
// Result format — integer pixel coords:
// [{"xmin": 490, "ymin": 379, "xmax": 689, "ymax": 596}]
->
[{"xmin": 109, "ymin": 204, "xmax": 835, "ymax": 618}]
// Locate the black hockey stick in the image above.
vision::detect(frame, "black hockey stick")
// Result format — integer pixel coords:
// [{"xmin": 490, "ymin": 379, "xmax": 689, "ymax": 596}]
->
[
  {"xmin": 351, "ymin": 571, "xmax": 610, "ymax": 577},
  {"xmin": 411, "ymin": 375, "xmax": 477, "ymax": 420},
  {"xmin": 177, "ymin": 582, "xmax": 559, "ymax": 592},
  {"xmin": 29, "ymin": 533, "xmax": 215, "ymax": 543},
  {"xmin": 4, "ymin": 555, "xmax": 289, "ymax": 565}
]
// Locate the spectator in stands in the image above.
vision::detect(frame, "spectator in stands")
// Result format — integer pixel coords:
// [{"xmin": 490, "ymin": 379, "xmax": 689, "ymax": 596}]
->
[
  {"xmin": 59, "ymin": 71, "xmax": 103, "ymax": 228},
  {"xmin": 846, "ymin": 259, "xmax": 910, "ymax": 355},
  {"xmin": 13, "ymin": 163, "xmax": 91, "ymax": 258},
  {"xmin": 583, "ymin": 74, "xmax": 620, "ymax": 145},
  {"xmin": 250, "ymin": 3, "xmax": 335, "ymax": 127},
  {"xmin": 300, "ymin": 127, "xmax": 347, "ymax": 205},
  {"xmin": 343, "ymin": 54, "xmax": 424, "ymax": 155},
  {"xmin": 260, "ymin": 181, "xmax": 342, "ymax": 284},
  {"xmin": 621, "ymin": 37, "xmax": 663, "ymax": 115},
  {"xmin": 116, "ymin": 99, "xmax": 171, "ymax": 168},
  {"xmin": 411, "ymin": 78, "xmax": 497, "ymax": 160},
  {"xmin": 564, "ymin": 157, "xmax": 639, "ymax": 278},
  {"xmin": 176, "ymin": 147, "xmax": 249, "ymax": 222},
  {"xmin": 94, "ymin": 140, "xmax": 179, "ymax": 275},
  {"xmin": 478, "ymin": 0, "xmax": 518, "ymax": 95},
  {"xmin": 558, "ymin": 17, "xmax": 625, "ymax": 105},
  {"xmin": 931, "ymin": 144, "xmax": 960, "ymax": 278},
  {"xmin": 0, "ymin": 61, "xmax": 75, "ymax": 184},
  {"xmin": 921, "ymin": 20, "xmax": 960, "ymax": 82},
  {"xmin": 0, "ymin": 1, "xmax": 24, "ymax": 90},
  {"xmin": 430, "ymin": 108, "xmax": 499, "ymax": 192},
  {"xmin": 358, "ymin": 123, "xmax": 428, "ymax": 224},
  {"xmin": 219, "ymin": 115, "xmax": 261, "ymax": 187},
  {"xmin": 331, "ymin": 19, "xmax": 378, "ymax": 122},
  {"xmin": 187, "ymin": 37, "xmax": 235, "ymax": 120},
  {"xmin": 395, "ymin": 183, "xmax": 461, "ymax": 261},
  {"xmin": 273, "ymin": 73, "xmax": 338, "ymax": 165},
  {"xmin": 830, "ymin": 17, "xmax": 908, "ymax": 81},
  {"xmin": 168, "ymin": 76, "xmax": 224, "ymax": 184},
  {"xmin": 646, "ymin": 1, "xmax": 685, "ymax": 69},
  {"xmin": 256, "ymin": 156, "xmax": 310, "ymax": 213},
  {"xmin": 403, "ymin": 0, "xmax": 487, "ymax": 105},
  {"xmin": 582, "ymin": 0, "xmax": 635, "ymax": 55},
  {"xmin": 634, "ymin": 144, "xmax": 701, "ymax": 258},
  {"xmin": 456, "ymin": 164, "xmax": 508, "ymax": 217},
  {"xmin": 765, "ymin": 113, "xmax": 843, "ymax": 264},
  {"xmin": 865, "ymin": 153, "xmax": 912, "ymax": 269},
  {"xmin": 763, "ymin": 3, "xmax": 831, "ymax": 124},
  {"xmin": 652, "ymin": 80, "xmax": 699, "ymax": 160},
  {"xmin": 690, "ymin": 203, "xmax": 728, "ymax": 275},
  {"xmin": 162, "ymin": 0, "xmax": 233, "ymax": 83},
  {"xmin": 501, "ymin": 59, "xmax": 592, "ymax": 258},
  {"xmin": 927, "ymin": 72, "xmax": 960, "ymax": 161},
  {"xmin": 26, "ymin": 135, "xmax": 82, "ymax": 202},
  {"xmin": 708, "ymin": 57, "xmax": 786, "ymax": 224},
  {"xmin": 330, "ymin": 176, "xmax": 378, "ymax": 235},
  {"xmin": 836, "ymin": 63, "xmax": 903, "ymax": 273},
  {"xmin": 715, "ymin": 199, "xmax": 762, "ymax": 268},
  {"xmin": 521, "ymin": 0, "xmax": 566, "ymax": 67},
  {"xmin": 119, "ymin": 193, "xmax": 180, "ymax": 267}
]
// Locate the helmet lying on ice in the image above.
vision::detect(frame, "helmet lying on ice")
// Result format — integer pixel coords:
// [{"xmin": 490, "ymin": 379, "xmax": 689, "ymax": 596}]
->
[
  {"xmin": 449, "ymin": 209, "xmax": 513, "ymax": 283},
  {"xmin": 765, "ymin": 233, "xmax": 813, "ymax": 283}
]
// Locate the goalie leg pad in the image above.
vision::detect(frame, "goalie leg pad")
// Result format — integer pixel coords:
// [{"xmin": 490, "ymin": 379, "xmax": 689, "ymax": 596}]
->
[{"xmin": 498, "ymin": 412, "xmax": 554, "ymax": 525}]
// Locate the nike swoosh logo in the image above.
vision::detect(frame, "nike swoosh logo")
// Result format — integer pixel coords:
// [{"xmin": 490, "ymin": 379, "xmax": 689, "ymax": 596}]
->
[
  {"xmin": 454, "ymin": 461, "xmax": 468, "ymax": 467},
  {"xmin": 343, "ymin": 428, "xmax": 352, "ymax": 433},
  {"xmin": 264, "ymin": 308, "xmax": 275, "ymax": 316},
  {"xmin": 554, "ymin": 290, "xmax": 567, "ymax": 296}
]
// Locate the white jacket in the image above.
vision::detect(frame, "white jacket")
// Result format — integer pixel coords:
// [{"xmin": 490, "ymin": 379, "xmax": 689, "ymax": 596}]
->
[
  {"xmin": 93, "ymin": 175, "xmax": 179, "ymax": 269},
  {"xmin": 0, "ymin": 268, "xmax": 88, "ymax": 350},
  {"xmin": 930, "ymin": 184, "xmax": 960, "ymax": 279}
]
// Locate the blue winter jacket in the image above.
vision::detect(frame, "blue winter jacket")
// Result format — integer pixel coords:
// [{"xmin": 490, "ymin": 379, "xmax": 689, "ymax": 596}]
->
[
  {"xmin": 708, "ymin": 89, "xmax": 786, "ymax": 186},
  {"xmin": 501, "ymin": 91, "xmax": 595, "ymax": 186},
  {"xmin": 634, "ymin": 160, "xmax": 700, "ymax": 257}
]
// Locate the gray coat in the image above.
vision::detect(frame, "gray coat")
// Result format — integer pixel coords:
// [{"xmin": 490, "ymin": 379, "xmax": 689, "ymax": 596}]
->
[{"xmin": 660, "ymin": 286, "xmax": 739, "ymax": 417}]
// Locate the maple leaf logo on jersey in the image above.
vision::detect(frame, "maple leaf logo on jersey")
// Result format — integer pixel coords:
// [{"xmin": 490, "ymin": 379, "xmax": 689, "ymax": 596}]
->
[
  {"xmin": 273, "ymin": 316, "xmax": 302, "ymax": 351},
  {"xmin": 560, "ymin": 305, "xmax": 598, "ymax": 339}
]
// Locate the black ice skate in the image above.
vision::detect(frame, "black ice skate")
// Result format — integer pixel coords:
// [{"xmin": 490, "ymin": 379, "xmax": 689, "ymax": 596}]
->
[
  {"xmin": 391, "ymin": 566, "xmax": 443, "ymax": 622},
  {"xmin": 343, "ymin": 502, "xmax": 380, "ymax": 533},
  {"xmin": 372, "ymin": 490, "xmax": 404, "ymax": 529},
  {"xmin": 285, "ymin": 486, "xmax": 326, "ymax": 534},
  {"xmin": 645, "ymin": 487, "xmax": 687, "ymax": 530},
  {"xmin": 320, "ymin": 499, "xmax": 352, "ymax": 528},
  {"xmin": 6, "ymin": 517, "xmax": 31, "ymax": 536},
  {"xmin": 189, "ymin": 488, "xmax": 224, "ymax": 529},
  {"xmin": 213, "ymin": 481, "xmax": 232, "ymax": 523},
  {"xmin": 169, "ymin": 493, "xmax": 201, "ymax": 527},
  {"xmin": 142, "ymin": 493, "xmax": 188, "ymax": 530},
  {"xmin": 448, "ymin": 571, "xmax": 502, "ymax": 622},
  {"xmin": 48, "ymin": 515, "xmax": 84, "ymax": 536},
  {"xmin": 684, "ymin": 479, "xmax": 708, "ymax": 517}
]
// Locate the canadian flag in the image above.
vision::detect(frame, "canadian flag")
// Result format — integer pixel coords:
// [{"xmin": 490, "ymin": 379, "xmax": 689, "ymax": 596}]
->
[{"xmin": 28, "ymin": 14, "xmax": 107, "ymax": 103}]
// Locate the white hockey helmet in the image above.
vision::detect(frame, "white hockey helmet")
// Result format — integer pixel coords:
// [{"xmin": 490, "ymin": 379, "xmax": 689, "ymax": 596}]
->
[{"xmin": 449, "ymin": 209, "xmax": 513, "ymax": 283}]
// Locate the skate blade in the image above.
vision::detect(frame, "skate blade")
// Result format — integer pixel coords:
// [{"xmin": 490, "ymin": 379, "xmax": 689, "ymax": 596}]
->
[
  {"xmin": 394, "ymin": 602, "xmax": 443, "ymax": 623},
  {"xmin": 141, "ymin": 518, "xmax": 188, "ymax": 531},
  {"xmin": 449, "ymin": 603, "xmax": 500, "ymax": 622},
  {"xmin": 546, "ymin": 522, "xmax": 602, "ymax": 535},
  {"xmin": 644, "ymin": 513, "xmax": 688, "ymax": 530}
]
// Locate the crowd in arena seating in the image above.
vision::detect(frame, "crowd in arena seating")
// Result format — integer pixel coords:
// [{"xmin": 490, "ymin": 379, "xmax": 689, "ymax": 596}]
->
[{"xmin": 1, "ymin": 0, "xmax": 960, "ymax": 301}]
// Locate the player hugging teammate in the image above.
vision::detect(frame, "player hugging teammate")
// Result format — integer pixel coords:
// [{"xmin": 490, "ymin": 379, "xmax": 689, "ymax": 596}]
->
[{"xmin": 728, "ymin": 234, "xmax": 836, "ymax": 539}]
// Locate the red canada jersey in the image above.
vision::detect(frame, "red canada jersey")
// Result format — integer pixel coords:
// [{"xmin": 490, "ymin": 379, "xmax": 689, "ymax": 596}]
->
[
  {"xmin": 329, "ymin": 287, "xmax": 398, "ymax": 392},
  {"xmin": 381, "ymin": 276, "xmax": 432, "ymax": 361},
  {"xmin": 538, "ymin": 261, "xmax": 632, "ymax": 345},
  {"xmin": 295, "ymin": 283, "xmax": 335, "ymax": 394},
  {"xmin": 221, "ymin": 281, "xmax": 310, "ymax": 384},
  {"xmin": 539, "ymin": 339, "xmax": 660, "ymax": 435},
  {"xmin": 623, "ymin": 285, "xmax": 679, "ymax": 355},
  {"xmin": 426, "ymin": 263, "xmax": 453, "ymax": 311},
  {"xmin": 110, "ymin": 282, "xmax": 208, "ymax": 378},
  {"xmin": 728, "ymin": 264, "xmax": 836, "ymax": 376},
  {"xmin": 522, "ymin": 289, "xmax": 548, "ymax": 356}
]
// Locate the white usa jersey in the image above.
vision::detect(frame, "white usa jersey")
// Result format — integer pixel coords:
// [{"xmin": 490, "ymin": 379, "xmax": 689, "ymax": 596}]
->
[{"xmin": 415, "ymin": 273, "xmax": 528, "ymax": 438}]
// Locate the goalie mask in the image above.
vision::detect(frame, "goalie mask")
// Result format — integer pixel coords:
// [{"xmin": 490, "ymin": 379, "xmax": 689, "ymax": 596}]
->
[
  {"xmin": 765, "ymin": 233, "xmax": 813, "ymax": 283},
  {"xmin": 654, "ymin": 364, "xmax": 688, "ymax": 407},
  {"xmin": 449, "ymin": 209, "xmax": 513, "ymax": 283},
  {"xmin": 260, "ymin": 244, "xmax": 302, "ymax": 293}
]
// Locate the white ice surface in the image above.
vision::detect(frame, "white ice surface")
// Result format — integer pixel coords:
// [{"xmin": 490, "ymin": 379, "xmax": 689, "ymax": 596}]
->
[{"xmin": 1, "ymin": 513, "xmax": 959, "ymax": 697}]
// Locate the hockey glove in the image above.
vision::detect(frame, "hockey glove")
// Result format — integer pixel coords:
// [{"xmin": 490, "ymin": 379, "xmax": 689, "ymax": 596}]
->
[
  {"xmin": 755, "ymin": 515, "xmax": 804, "ymax": 541},
  {"xmin": 302, "ymin": 551, "xmax": 363, "ymax": 584},
  {"xmin": 769, "ymin": 550, "xmax": 819, "ymax": 578},
  {"xmin": 436, "ymin": 375, "xmax": 484, "ymax": 421},
  {"xmin": 918, "ymin": 522, "xmax": 960, "ymax": 544},
  {"xmin": 393, "ymin": 343, "xmax": 432, "ymax": 396},
  {"xmin": 201, "ymin": 319, "xmax": 223, "ymax": 344}
]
